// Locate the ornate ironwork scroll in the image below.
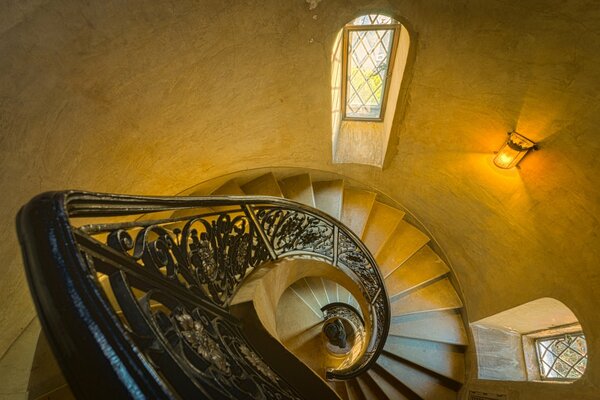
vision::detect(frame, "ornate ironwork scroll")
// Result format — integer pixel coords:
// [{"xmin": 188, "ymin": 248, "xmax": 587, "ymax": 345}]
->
[
  {"xmin": 253, "ymin": 207, "xmax": 335, "ymax": 259},
  {"xmin": 106, "ymin": 270, "xmax": 301, "ymax": 400},
  {"xmin": 19, "ymin": 191, "xmax": 389, "ymax": 397},
  {"xmin": 88, "ymin": 212, "xmax": 271, "ymax": 305}
]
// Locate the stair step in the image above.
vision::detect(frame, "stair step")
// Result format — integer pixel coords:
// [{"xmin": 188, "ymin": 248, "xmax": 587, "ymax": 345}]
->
[
  {"xmin": 377, "ymin": 353, "xmax": 458, "ymax": 400},
  {"xmin": 208, "ymin": 179, "xmax": 246, "ymax": 213},
  {"xmin": 385, "ymin": 246, "xmax": 450, "ymax": 299},
  {"xmin": 211, "ymin": 179, "xmax": 245, "ymax": 195},
  {"xmin": 322, "ymin": 278, "xmax": 339, "ymax": 303},
  {"xmin": 241, "ymin": 173, "xmax": 284, "ymax": 197},
  {"xmin": 390, "ymin": 278, "xmax": 463, "ymax": 317},
  {"xmin": 171, "ymin": 180, "xmax": 244, "ymax": 218},
  {"xmin": 341, "ymin": 188, "xmax": 377, "ymax": 237},
  {"xmin": 384, "ymin": 336, "xmax": 465, "ymax": 383},
  {"xmin": 289, "ymin": 279, "xmax": 323, "ymax": 318},
  {"xmin": 276, "ymin": 288, "xmax": 323, "ymax": 344},
  {"xmin": 361, "ymin": 201, "xmax": 405, "ymax": 255},
  {"xmin": 367, "ymin": 367, "xmax": 418, "ymax": 400},
  {"xmin": 328, "ymin": 381, "xmax": 349, "ymax": 400},
  {"xmin": 348, "ymin": 296, "xmax": 360, "ymax": 311},
  {"xmin": 356, "ymin": 374, "xmax": 387, "ymax": 400},
  {"xmin": 304, "ymin": 277, "xmax": 328, "ymax": 309},
  {"xmin": 389, "ymin": 310, "xmax": 468, "ymax": 346},
  {"xmin": 337, "ymin": 284, "xmax": 352, "ymax": 304},
  {"xmin": 279, "ymin": 174, "xmax": 316, "ymax": 207},
  {"xmin": 376, "ymin": 220, "xmax": 430, "ymax": 277},
  {"xmin": 313, "ymin": 179, "xmax": 344, "ymax": 219},
  {"xmin": 345, "ymin": 379, "xmax": 366, "ymax": 400}
]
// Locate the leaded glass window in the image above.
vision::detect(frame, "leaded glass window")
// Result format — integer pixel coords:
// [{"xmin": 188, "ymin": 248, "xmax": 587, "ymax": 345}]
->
[
  {"xmin": 342, "ymin": 14, "xmax": 400, "ymax": 121},
  {"xmin": 535, "ymin": 333, "xmax": 588, "ymax": 380}
]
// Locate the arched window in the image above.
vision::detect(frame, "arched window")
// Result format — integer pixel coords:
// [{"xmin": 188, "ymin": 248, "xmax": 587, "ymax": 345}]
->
[
  {"xmin": 342, "ymin": 14, "xmax": 400, "ymax": 121},
  {"xmin": 331, "ymin": 14, "xmax": 410, "ymax": 167}
]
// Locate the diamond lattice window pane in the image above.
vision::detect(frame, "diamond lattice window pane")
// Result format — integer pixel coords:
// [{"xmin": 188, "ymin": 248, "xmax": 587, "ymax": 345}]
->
[
  {"xmin": 345, "ymin": 28, "xmax": 395, "ymax": 119},
  {"xmin": 535, "ymin": 333, "xmax": 587, "ymax": 380},
  {"xmin": 352, "ymin": 14, "xmax": 394, "ymax": 26}
]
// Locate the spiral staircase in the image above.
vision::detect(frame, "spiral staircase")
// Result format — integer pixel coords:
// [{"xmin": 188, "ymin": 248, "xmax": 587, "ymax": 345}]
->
[
  {"xmin": 188, "ymin": 171, "xmax": 469, "ymax": 400},
  {"xmin": 17, "ymin": 170, "xmax": 469, "ymax": 400}
]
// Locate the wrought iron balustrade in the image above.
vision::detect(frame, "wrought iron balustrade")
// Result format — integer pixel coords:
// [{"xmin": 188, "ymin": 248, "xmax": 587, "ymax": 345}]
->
[{"xmin": 17, "ymin": 191, "xmax": 390, "ymax": 398}]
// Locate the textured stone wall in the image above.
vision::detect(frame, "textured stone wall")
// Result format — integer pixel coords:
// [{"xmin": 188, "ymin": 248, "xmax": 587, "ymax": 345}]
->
[{"xmin": 0, "ymin": 1, "xmax": 599, "ymax": 399}]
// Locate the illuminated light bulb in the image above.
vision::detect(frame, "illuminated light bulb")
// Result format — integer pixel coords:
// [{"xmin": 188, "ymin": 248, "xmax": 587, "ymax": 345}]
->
[{"xmin": 493, "ymin": 131, "xmax": 537, "ymax": 169}]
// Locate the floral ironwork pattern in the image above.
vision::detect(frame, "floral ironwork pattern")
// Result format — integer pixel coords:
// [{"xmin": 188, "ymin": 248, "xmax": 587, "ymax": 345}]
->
[
  {"xmin": 337, "ymin": 231, "xmax": 380, "ymax": 301},
  {"xmin": 254, "ymin": 207, "xmax": 335, "ymax": 259},
  {"xmin": 72, "ymin": 194, "xmax": 389, "ymax": 381},
  {"xmin": 106, "ymin": 272, "xmax": 303, "ymax": 400},
  {"xmin": 240, "ymin": 344, "xmax": 280, "ymax": 383},
  {"xmin": 98, "ymin": 212, "xmax": 271, "ymax": 305}
]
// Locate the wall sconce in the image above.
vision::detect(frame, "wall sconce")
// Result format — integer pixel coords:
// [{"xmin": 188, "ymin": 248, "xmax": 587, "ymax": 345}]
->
[{"xmin": 493, "ymin": 131, "xmax": 538, "ymax": 169}]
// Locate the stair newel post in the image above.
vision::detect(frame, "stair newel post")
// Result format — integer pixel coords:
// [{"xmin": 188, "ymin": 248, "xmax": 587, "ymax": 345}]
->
[{"xmin": 242, "ymin": 203, "xmax": 278, "ymax": 261}]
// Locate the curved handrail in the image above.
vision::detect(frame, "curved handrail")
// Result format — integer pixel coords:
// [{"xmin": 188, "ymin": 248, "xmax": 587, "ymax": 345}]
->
[{"xmin": 19, "ymin": 191, "xmax": 390, "ymax": 391}]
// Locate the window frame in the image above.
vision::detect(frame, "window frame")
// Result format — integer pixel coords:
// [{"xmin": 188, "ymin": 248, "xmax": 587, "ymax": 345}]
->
[
  {"xmin": 341, "ymin": 22, "xmax": 401, "ymax": 122},
  {"xmin": 534, "ymin": 331, "xmax": 587, "ymax": 382}
]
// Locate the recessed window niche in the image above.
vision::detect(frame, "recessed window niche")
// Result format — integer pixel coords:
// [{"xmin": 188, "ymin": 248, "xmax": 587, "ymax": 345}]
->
[
  {"xmin": 330, "ymin": 13, "xmax": 411, "ymax": 167},
  {"xmin": 470, "ymin": 298, "xmax": 587, "ymax": 382}
]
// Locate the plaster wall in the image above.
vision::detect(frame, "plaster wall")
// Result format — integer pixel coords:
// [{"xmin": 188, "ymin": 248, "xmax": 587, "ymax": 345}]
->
[{"xmin": 1, "ymin": 1, "xmax": 599, "ymax": 399}]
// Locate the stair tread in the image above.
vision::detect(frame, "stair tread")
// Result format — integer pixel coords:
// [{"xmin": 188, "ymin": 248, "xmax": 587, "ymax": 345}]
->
[
  {"xmin": 390, "ymin": 310, "xmax": 468, "ymax": 346},
  {"xmin": 345, "ymin": 379, "xmax": 366, "ymax": 400},
  {"xmin": 376, "ymin": 220, "xmax": 430, "ymax": 277},
  {"xmin": 211, "ymin": 180, "xmax": 245, "ymax": 195},
  {"xmin": 279, "ymin": 174, "xmax": 316, "ymax": 207},
  {"xmin": 205, "ymin": 180, "xmax": 247, "ymax": 213},
  {"xmin": 384, "ymin": 336, "xmax": 465, "ymax": 383},
  {"xmin": 377, "ymin": 353, "xmax": 458, "ymax": 400},
  {"xmin": 322, "ymin": 278, "xmax": 339, "ymax": 303},
  {"xmin": 304, "ymin": 277, "xmax": 328, "ymax": 309},
  {"xmin": 385, "ymin": 246, "xmax": 450, "ymax": 299},
  {"xmin": 241, "ymin": 173, "xmax": 284, "ymax": 197},
  {"xmin": 362, "ymin": 201, "xmax": 405, "ymax": 255},
  {"xmin": 328, "ymin": 381, "xmax": 349, "ymax": 400},
  {"xmin": 356, "ymin": 374, "xmax": 387, "ymax": 400},
  {"xmin": 337, "ymin": 284, "xmax": 352, "ymax": 305},
  {"xmin": 367, "ymin": 367, "xmax": 417, "ymax": 400},
  {"xmin": 341, "ymin": 188, "xmax": 377, "ymax": 237},
  {"xmin": 290, "ymin": 279, "xmax": 323, "ymax": 318},
  {"xmin": 313, "ymin": 179, "xmax": 344, "ymax": 219},
  {"xmin": 390, "ymin": 278, "xmax": 463, "ymax": 316},
  {"xmin": 276, "ymin": 289, "xmax": 323, "ymax": 344}
]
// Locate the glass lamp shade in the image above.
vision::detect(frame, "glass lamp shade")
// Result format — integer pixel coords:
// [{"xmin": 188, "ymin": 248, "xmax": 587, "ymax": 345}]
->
[{"xmin": 493, "ymin": 132, "xmax": 536, "ymax": 169}]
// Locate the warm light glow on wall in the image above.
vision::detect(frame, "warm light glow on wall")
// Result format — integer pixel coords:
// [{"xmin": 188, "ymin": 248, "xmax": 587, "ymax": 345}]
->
[{"xmin": 493, "ymin": 132, "xmax": 537, "ymax": 169}]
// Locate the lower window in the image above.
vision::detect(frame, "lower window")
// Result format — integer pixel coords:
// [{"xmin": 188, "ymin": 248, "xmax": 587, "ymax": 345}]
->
[{"xmin": 535, "ymin": 332, "xmax": 587, "ymax": 380}]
